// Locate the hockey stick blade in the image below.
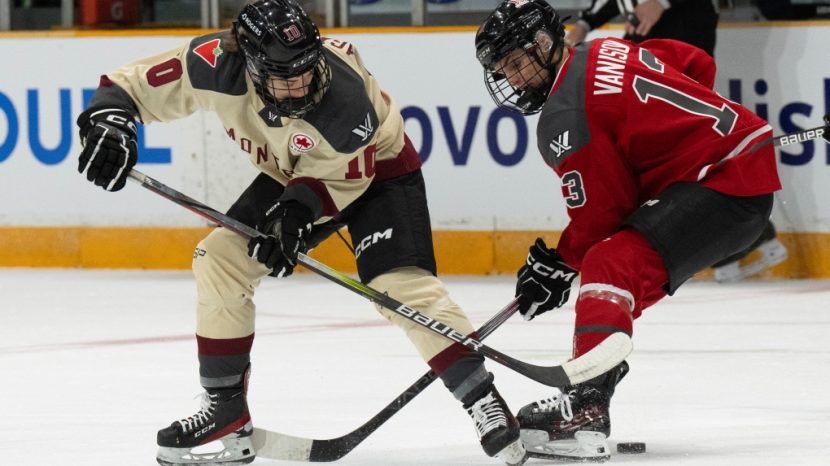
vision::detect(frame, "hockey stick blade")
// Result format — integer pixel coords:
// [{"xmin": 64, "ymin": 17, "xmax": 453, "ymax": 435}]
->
[
  {"xmin": 252, "ymin": 299, "xmax": 520, "ymax": 462},
  {"xmin": 127, "ymin": 169, "xmax": 633, "ymax": 387}
]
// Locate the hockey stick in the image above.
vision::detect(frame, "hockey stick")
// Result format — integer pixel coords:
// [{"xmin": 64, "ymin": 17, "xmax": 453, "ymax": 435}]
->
[
  {"xmin": 251, "ymin": 298, "xmax": 520, "ymax": 462},
  {"xmin": 127, "ymin": 169, "xmax": 632, "ymax": 388},
  {"xmin": 767, "ymin": 119, "xmax": 827, "ymax": 149}
]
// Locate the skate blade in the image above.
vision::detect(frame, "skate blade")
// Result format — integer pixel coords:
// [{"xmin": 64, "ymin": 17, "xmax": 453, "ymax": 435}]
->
[
  {"xmin": 156, "ymin": 436, "xmax": 255, "ymax": 466},
  {"xmin": 521, "ymin": 430, "xmax": 610, "ymax": 463},
  {"xmin": 496, "ymin": 439, "xmax": 528, "ymax": 466},
  {"xmin": 526, "ymin": 450, "xmax": 610, "ymax": 463},
  {"xmin": 715, "ymin": 239, "xmax": 788, "ymax": 282}
]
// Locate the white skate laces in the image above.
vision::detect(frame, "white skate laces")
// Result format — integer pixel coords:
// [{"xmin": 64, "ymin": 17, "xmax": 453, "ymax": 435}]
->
[
  {"xmin": 468, "ymin": 392, "xmax": 509, "ymax": 439},
  {"xmin": 177, "ymin": 392, "xmax": 218, "ymax": 433},
  {"xmin": 532, "ymin": 390, "xmax": 573, "ymax": 421}
]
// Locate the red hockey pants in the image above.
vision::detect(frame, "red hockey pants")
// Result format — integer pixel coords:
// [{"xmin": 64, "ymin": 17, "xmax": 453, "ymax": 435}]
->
[{"xmin": 573, "ymin": 229, "xmax": 669, "ymax": 358}]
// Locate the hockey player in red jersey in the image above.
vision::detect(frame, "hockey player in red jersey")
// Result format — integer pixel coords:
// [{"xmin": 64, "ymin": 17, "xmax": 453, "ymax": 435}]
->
[
  {"xmin": 476, "ymin": 0, "xmax": 781, "ymax": 461},
  {"xmin": 76, "ymin": 1, "xmax": 525, "ymax": 465},
  {"xmin": 566, "ymin": 0, "xmax": 789, "ymax": 284}
]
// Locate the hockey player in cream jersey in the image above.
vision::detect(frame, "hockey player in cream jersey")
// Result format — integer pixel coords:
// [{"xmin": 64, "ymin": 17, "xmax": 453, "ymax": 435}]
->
[{"xmin": 76, "ymin": 1, "xmax": 526, "ymax": 465}]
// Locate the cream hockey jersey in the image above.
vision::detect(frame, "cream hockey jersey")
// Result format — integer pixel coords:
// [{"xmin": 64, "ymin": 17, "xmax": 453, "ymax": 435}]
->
[{"xmin": 86, "ymin": 31, "xmax": 421, "ymax": 222}]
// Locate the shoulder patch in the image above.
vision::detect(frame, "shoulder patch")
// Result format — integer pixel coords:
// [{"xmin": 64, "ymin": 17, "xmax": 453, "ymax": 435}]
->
[
  {"xmin": 290, "ymin": 132, "xmax": 317, "ymax": 153},
  {"xmin": 303, "ymin": 49, "xmax": 378, "ymax": 154},
  {"xmin": 537, "ymin": 47, "xmax": 591, "ymax": 168},
  {"xmin": 351, "ymin": 112, "xmax": 374, "ymax": 142},
  {"xmin": 187, "ymin": 32, "xmax": 247, "ymax": 96},
  {"xmin": 193, "ymin": 38, "xmax": 223, "ymax": 68}
]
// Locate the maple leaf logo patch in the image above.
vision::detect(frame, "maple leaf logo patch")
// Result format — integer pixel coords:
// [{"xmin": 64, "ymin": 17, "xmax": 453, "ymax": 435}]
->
[
  {"xmin": 290, "ymin": 133, "xmax": 316, "ymax": 153},
  {"xmin": 194, "ymin": 39, "xmax": 223, "ymax": 68}
]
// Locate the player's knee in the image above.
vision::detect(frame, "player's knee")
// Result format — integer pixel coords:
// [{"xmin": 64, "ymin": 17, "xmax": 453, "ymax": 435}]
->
[
  {"xmin": 367, "ymin": 267, "xmax": 473, "ymax": 335},
  {"xmin": 369, "ymin": 267, "xmax": 446, "ymax": 305},
  {"xmin": 368, "ymin": 267, "xmax": 439, "ymax": 330},
  {"xmin": 577, "ymin": 285, "xmax": 634, "ymax": 316},
  {"xmin": 193, "ymin": 228, "xmax": 268, "ymax": 299},
  {"xmin": 577, "ymin": 244, "xmax": 636, "ymax": 320},
  {"xmin": 578, "ymin": 230, "xmax": 663, "ymax": 315},
  {"xmin": 194, "ymin": 229, "xmax": 234, "ymax": 273}
]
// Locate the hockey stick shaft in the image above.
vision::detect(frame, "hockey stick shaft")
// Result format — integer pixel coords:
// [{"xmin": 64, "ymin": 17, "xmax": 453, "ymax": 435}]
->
[
  {"xmin": 769, "ymin": 122, "xmax": 827, "ymax": 148},
  {"xmin": 128, "ymin": 169, "xmax": 632, "ymax": 388},
  {"xmin": 128, "ymin": 170, "xmax": 263, "ymax": 238},
  {"xmin": 252, "ymin": 298, "xmax": 520, "ymax": 462}
]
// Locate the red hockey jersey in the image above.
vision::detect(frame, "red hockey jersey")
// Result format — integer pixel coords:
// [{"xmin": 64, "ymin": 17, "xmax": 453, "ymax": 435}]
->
[{"xmin": 537, "ymin": 38, "xmax": 781, "ymax": 270}]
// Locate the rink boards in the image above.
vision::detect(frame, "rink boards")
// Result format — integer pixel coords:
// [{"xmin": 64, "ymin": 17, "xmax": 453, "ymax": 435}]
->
[{"xmin": 1, "ymin": 23, "xmax": 830, "ymax": 276}]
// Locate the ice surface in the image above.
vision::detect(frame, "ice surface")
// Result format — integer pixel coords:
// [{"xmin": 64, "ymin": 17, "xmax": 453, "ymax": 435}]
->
[{"xmin": 1, "ymin": 269, "xmax": 829, "ymax": 465}]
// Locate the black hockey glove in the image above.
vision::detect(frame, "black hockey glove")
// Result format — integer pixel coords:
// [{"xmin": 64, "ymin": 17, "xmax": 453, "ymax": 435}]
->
[
  {"xmin": 824, "ymin": 113, "xmax": 830, "ymax": 143},
  {"xmin": 77, "ymin": 107, "xmax": 138, "ymax": 192},
  {"xmin": 515, "ymin": 238, "xmax": 578, "ymax": 321},
  {"xmin": 248, "ymin": 200, "xmax": 314, "ymax": 278}
]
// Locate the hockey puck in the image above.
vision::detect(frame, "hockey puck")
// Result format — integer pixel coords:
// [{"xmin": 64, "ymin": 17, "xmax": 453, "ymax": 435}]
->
[{"xmin": 616, "ymin": 442, "xmax": 646, "ymax": 454}]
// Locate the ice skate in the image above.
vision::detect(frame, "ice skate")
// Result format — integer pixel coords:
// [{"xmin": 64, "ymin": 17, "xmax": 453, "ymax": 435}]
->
[
  {"xmin": 156, "ymin": 386, "xmax": 255, "ymax": 466},
  {"xmin": 714, "ymin": 237, "xmax": 788, "ymax": 282},
  {"xmin": 466, "ymin": 385, "xmax": 528, "ymax": 466},
  {"xmin": 517, "ymin": 361, "xmax": 629, "ymax": 462},
  {"xmin": 713, "ymin": 222, "xmax": 788, "ymax": 283}
]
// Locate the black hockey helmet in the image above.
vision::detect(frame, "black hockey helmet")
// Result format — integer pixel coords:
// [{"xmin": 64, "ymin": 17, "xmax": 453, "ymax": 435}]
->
[
  {"xmin": 234, "ymin": 0, "xmax": 331, "ymax": 118},
  {"xmin": 475, "ymin": 0, "xmax": 565, "ymax": 115}
]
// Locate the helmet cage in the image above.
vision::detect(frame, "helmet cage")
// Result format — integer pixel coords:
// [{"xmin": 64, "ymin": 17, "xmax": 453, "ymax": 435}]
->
[
  {"xmin": 476, "ymin": 1, "xmax": 565, "ymax": 115},
  {"xmin": 234, "ymin": 0, "xmax": 331, "ymax": 118},
  {"xmin": 242, "ymin": 42, "xmax": 332, "ymax": 118},
  {"xmin": 484, "ymin": 40, "xmax": 556, "ymax": 115}
]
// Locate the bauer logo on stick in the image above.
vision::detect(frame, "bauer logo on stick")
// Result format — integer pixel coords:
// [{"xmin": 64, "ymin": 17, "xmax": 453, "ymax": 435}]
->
[{"xmin": 778, "ymin": 128, "xmax": 825, "ymax": 146}]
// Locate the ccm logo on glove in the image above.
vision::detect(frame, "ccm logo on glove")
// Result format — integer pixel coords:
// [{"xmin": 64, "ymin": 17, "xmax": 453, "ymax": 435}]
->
[
  {"xmin": 248, "ymin": 200, "xmax": 314, "ymax": 278},
  {"xmin": 527, "ymin": 256, "xmax": 578, "ymax": 280},
  {"xmin": 76, "ymin": 107, "xmax": 139, "ymax": 192},
  {"xmin": 515, "ymin": 238, "xmax": 579, "ymax": 321}
]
